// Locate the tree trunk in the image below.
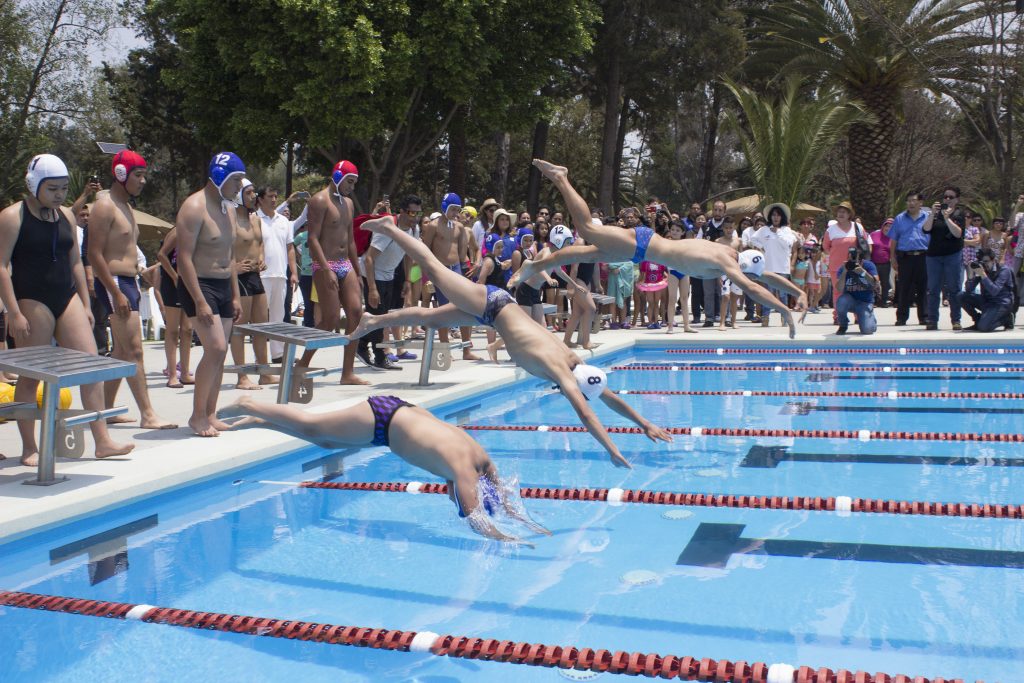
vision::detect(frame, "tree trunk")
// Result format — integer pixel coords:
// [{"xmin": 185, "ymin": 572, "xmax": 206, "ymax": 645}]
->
[
  {"xmin": 697, "ymin": 83, "xmax": 721, "ymax": 203},
  {"xmin": 526, "ymin": 118, "xmax": 549, "ymax": 216},
  {"xmin": 491, "ymin": 131, "xmax": 510, "ymax": 204},
  {"xmin": 611, "ymin": 97, "xmax": 630, "ymax": 213},
  {"xmin": 597, "ymin": 47, "xmax": 622, "ymax": 214},
  {"xmin": 285, "ymin": 142, "xmax": 293, "ymax": 197},
  {"xmin": 848, "ymin": 86, "xmax": 899, "ymax": 230},
  {"xmin": 447, "ymin": 107, "xmax": 468, "ymax": 196}
]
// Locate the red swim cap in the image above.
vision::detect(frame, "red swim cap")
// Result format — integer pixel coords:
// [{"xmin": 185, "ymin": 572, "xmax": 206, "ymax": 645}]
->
[
  {"xmin": 112, "ymin": 150, "xmax": 147, "ymax": 184},
  {"xmin": 332, "ymin": 160, "xmax": 358, "ymax": 186}
]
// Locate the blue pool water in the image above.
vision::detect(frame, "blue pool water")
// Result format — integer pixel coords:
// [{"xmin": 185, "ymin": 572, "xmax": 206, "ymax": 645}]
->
[{"xmin": 2, "ymin": 346, "xmax": 1023, "ymax": 681}]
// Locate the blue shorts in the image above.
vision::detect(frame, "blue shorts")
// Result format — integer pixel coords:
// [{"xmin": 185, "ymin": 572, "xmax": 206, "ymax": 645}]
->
[
  {"xmin": 434, "ymin": 263, "xmax": 463, "ymax": 306},
  {"xmin": 632, "ymin": 225, "xmax": 654, "ymax": 264},
  {"xmin": 95, "ymin": 276, "xmax": 141, "ymax": 317}
]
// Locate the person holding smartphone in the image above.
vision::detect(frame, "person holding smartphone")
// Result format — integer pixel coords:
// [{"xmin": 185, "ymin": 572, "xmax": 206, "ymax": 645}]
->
[
  {"xmin": 835, "ymin": 247, "xmax": 880, "ymax": 335},
  {"xmin": 922, "ymin": 185, "xmax": 965, "ymax": 331}
]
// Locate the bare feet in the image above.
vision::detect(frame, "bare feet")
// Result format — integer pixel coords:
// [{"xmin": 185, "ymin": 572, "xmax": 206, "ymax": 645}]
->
[
  {"xmin": 340, "ymin": 373, "xmax": 371, "ymax": 386},
  {"xmin": 20, "ymin": 451, "xmax": 38, "ymax": 467},
  {"xmin": 140, "ymin": 415, "xmax": 178, "ymax": 430},
  {"xmin": 216, "ymin": 397, "xmax": 253, "ymax": 420},
  {"xmin": 344, "ymin": 313, "xmax": 377, "ymax": 342},
  {"xmin": 220, "ymin": 415, "xmax": 265, "ymax": 430},
  {"xmin": 188, "ymin": 416, "xmax": 219, "ymax": 437},
  {"xmin": 462, "ymin": 351, "xmax": 482, "ymax": 361},
  {"xmin": 486, "ymin": 341, "xmax": 501, "ymax": 363},
  {"xmin": 359, "ymin": 215, "xmax": 397, "ymax": 234},
  {"xmin": 665, "ymin": 327, "xmax": 675, "ymax": 334},
  {"xmin": 95, "ymin": 440, "xmax": 135, "ymax": 458},
  {"xmin": 532, "ymin": 158, "xmax": 569, "ymax": 183},
  {"xmin": 166, "ymin": 380, "xmax": 184, "ymax": 389},
  {"xmin": 258, "ymin": 374, "xmax": 279, "ymax": 385},
  {"xmin": 235, "ymin": 376, "xmax": 263, "ymax": 391},
  {"xmin": 106, "ymin": 415, "xmax": 136, "ymax": 425},
  {"xmin": 209, "ymin": 417, "xmax": 232, "ymax": 431},
  {"xmin": 180, "ymin": 374, "xmax": 196, "ymax": 385}
]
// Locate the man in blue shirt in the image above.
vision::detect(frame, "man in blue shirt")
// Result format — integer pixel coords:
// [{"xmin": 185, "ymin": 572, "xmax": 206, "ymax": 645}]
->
[
  {"xmin": 836, "ymin": 248, "xmax": 881, "ymax": 335},
  {"xmin": 956, "ymin": 248, "xmax": 1015, "ymax": 332},
  {"xmin": 888, "ymin": 190, "xmax": 931, "ymax": 326}
]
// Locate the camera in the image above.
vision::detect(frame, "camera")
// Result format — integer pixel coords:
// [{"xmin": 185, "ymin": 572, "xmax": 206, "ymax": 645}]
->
[
  {"xmin": 845, "ymin": 247, "xmax": 860, "ymax": 272},
  {"xmin": 940, "ymin": 202, "xmax": 948, "ymax": 211},
  {"xmin": 969, "ymin": 260, "xmax": 981, "ymax": 270},
  {"xmin": 88, "ymin": 175, "xmax": 99, "ymax": 184}
]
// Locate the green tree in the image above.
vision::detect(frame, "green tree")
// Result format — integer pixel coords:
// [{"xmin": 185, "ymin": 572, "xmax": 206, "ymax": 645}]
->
[
  {"xmin": 723, "ymin": 76, "xmax": 868, "ymax": 210},
  {"xmin": 746, "ymin": 0, "xmax": 1006, "ymax": 227}
]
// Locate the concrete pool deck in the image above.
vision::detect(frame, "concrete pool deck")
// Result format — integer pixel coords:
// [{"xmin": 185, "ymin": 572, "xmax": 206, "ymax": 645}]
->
[{"xmin": 0, "ymin": 306, "xmax": 1020, "ymax": 543}]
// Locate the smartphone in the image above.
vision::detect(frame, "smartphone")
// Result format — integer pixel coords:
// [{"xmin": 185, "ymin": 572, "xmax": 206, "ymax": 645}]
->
[
  {"xmin": 296, "ymin": 191, "xmax": 310, "ymax": 199},
  {"xmin": 88, "ymin": 175, "xmax": 99, "ymax": 184},
  {"xmin": 383, "ymin": 193, "xmax": 390, "ymax": 205}
]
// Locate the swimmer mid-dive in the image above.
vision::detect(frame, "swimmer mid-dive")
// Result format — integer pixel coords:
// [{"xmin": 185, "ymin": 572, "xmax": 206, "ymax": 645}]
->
[
  {"xmin": 219, "ymin": 396, "xmax": 549, "ymax": 545},
  {"xmin": 509, "ymin": 160, "xmax": 804, "ymax": 338},
  {"xmin": 347, "ymin": 215, "xmax": 674, "ymax": 469}
]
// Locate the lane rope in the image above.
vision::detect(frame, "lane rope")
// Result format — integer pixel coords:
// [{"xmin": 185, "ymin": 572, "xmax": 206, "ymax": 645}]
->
[
  {"xmin": 665, "ymin": 347, "xmax": 1021, "ymax": 356},
  {"xmin": 0, "ymin": 590, "xmax": 973, "ymax": 682},
  {"xmin": 612, "ymin": 364, "xmax": 1017, "ymax": 373},
  {"xmin": 459, "ymin": 424, "xmax": 1024, "ymax": 443},
  {"xmin": 277, "ymin": 480, "xmax": 1023, "ymax": 520},
  {"xmin": 613, "ymin": 389, "xmax": 1024, "ymax": 400}
]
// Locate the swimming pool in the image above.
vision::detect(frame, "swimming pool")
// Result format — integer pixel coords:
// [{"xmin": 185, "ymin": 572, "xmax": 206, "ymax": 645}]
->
[{"xmin": 1, "ymin": 345, "xmax": 1022, "ymax": 681}]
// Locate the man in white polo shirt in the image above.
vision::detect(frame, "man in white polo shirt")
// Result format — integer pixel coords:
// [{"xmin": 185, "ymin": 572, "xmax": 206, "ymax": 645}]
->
[
  {"xmin": 751, "ymin": 202, "xmax": 798, "ymax": 328},
  {"xmin": 256, "ymin": 186, "xmax": 298, "ymax": 360}
]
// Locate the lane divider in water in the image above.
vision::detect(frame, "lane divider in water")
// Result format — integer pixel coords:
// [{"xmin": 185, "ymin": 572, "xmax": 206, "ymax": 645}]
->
[
  {"xmin": 0, "ymin": 589, "xmax": 973, "ymax": 682},
  {"xmin": 238, "ymin": 479, "xmax": 1024, "ymax": 520},
  {"xmin": 460, "ymin": 423, "xmax": 1024, "ymax": 443},
  {"xmin": 666, "ymin": 346, "xmax": 1021, "ymax": 356},
  {"xmin": 614, "ymin": 389, "xmax": 1024, "ymax": 400},
  {"xmin": 612, "ymin": 364, "xmax": 1016, "ymax": 373}
]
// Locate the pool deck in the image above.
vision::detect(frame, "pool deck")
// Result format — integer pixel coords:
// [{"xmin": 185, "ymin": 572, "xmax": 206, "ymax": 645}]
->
[{"xmin": 0, "ymin": 306, "xmax": 1020, "ymax": 543}]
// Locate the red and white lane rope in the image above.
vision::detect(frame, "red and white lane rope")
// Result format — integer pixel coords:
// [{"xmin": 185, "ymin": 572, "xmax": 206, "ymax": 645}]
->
[
  {"xmin": 612, "ymin": 364, "xmax": 1018, "ymax": 373},
  {"xmin": 665, "ymin": 347, "xmax": 1022, "ymax": 356},
  {"xmin": 0, "ymin": 590, "xmax": 973, "ymax": 682},
  {"xmin": 613, "ymin": 389, "xmax": 1024, "ymax": 400},
  {"xmin": 459, "ymin": 423, "xmax": 1024, "ymax": 443},
  {"xmin": 287, "ymin": 480, "xmax": 1023, "ymax": 520}
]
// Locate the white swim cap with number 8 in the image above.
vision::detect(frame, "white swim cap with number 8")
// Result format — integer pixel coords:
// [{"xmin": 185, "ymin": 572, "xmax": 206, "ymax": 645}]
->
[{"xmin": 573, "ymin": 364, "xmax": 607, "ymax": 401}]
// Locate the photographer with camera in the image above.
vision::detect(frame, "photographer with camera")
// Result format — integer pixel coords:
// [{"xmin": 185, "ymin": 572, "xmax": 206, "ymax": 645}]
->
[
  {"xmin": 922, "ymin": 186, "xmax": 965, "ymax": 331},
  {"xmin": 835, "ymin": 246, "xmax": 880, "ymax": 335},
  {"xmin": 956, "ymin": 248, "xmax": 1014, "ymax": 332}
]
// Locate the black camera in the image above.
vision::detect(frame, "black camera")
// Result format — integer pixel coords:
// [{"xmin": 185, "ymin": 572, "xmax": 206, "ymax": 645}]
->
[
  {"xmin": 845, "ymin": 247, "xmax": 860, "ymax": 272},
  {"xmin": 969, "ymin": 260, "xmax": 981, "ymax": 270}
]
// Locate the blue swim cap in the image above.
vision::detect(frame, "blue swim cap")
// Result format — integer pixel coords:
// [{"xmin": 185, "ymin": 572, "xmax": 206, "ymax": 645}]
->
[
  {"xmin": 484, "ymin": 233, "xmax": 500, "ymax": 254},
  {"xmin": 441, "ymin": 192, "xmax": 462, "ymax": 215},
  {"xmin": 516, "ymin": 228, "xmax": 534, "ymax": 246},
  {"xmin": 208, "ymin": 152, "xmax": 246, "ymax": 190},
  {"xmin": 478, "ymin": 476, "xmax": 500, "ymax": 517}
]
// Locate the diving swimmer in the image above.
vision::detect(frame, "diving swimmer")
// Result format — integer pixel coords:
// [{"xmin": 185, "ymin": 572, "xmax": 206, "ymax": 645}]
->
[
  {"xmin": 219, "ymin": 396, "xmax": 550, "ymax": 545},
  {"xmin": 345, "ymin": 215, "xmax": 674, "ymax": 469}
]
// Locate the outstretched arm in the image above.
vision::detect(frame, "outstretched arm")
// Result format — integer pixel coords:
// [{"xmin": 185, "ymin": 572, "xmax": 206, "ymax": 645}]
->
[
  {"xmin": 508, "ymin": 244, "xmax": 603, "ymax": 288},
  {"xmin": 599, "ymin": 390, "xmax": 673, "ymax": 443},
  {"xmin": 760, "ymin": 271, "xmax": 808, "ymax": 318},
  {"xmin": 557, "ymin": 378, "xmax": 632, "ymax": 468},
  {"xmin": 723, "ymin": 261, "xmax": 797, "ymax": 338},
  {"xmin": 451, "ymin": 475, "xmax": 533, "ymax": 546}
]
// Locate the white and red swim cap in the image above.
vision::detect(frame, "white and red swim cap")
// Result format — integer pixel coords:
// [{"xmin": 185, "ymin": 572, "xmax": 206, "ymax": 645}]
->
[
  {"xmin": 332, "ymin": 160, "xmax": 358, "ymax": 187},
  {"xmin": 112, "ymin": 149, "xmax": 147, "ymax": 185}
]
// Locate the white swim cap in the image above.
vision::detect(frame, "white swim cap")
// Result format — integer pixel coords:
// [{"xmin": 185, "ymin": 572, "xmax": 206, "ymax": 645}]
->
[
  {"xmin": 549, "ymin": 224, "xmax": 574, "ymax": 250},
  {"xmin": 738, "ymin": 250, "xmax": 765, "ymax": 277},
  {"xmin": 235, "ymin": 178, "xmax": 254, "ymax": 207},
  {"xmin": 25, "ymin": 154, "xmax": 69, "ymax": 198},
  {"xmin": 573, "ymin": 364, "xmax": 607, "ymax": 401}
]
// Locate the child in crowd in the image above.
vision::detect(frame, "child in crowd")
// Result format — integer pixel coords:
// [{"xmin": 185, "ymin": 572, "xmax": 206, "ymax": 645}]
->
[
  {"xmin": 664, "ymin": 221, "xmax": 695, "ymax": 334},
  {"xmin": 637, "ymin": 259, "xmax": 667, "ymax": 329},
  {"xmin": 805, "ymin": 244, "xmax": 823, "ymax": 313}
]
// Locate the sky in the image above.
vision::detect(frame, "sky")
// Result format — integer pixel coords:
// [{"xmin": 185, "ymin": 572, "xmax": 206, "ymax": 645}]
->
[{"xmin": 87, "ymin": 25, "xmax": 146, "ymax": 68}]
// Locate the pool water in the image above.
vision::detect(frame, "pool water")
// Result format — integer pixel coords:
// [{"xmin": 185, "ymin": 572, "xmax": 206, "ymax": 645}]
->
[{"xmin": 1, "ymin": 347, "xmax": 1023, "ymax": 682}]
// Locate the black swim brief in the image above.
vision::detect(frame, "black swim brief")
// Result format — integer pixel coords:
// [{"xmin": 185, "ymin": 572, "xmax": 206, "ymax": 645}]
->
[{"xmin": 178, "ymin": 276, "xmax": 234, "ymax": 319}]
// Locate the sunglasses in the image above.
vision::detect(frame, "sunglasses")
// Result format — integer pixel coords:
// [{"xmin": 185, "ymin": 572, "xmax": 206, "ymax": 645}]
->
[{"xmin": 943, "ymin": 194, "xmax": 957, "ymax": 200}]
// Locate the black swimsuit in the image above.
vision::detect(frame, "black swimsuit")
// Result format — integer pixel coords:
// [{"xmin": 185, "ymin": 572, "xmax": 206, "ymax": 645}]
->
[{"xmin": 12, "ymin": 206, "xmax": 77, "ymax": 319}]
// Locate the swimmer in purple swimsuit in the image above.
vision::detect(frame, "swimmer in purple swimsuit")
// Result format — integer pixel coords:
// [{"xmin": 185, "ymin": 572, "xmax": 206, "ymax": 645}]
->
[
  {"xmin": 508, "ymin": 160, "xmax": 802, "ymax": 338},
  {"xmin": 219, "ymin": 396, "xmax": 550, "ymax": 545}
]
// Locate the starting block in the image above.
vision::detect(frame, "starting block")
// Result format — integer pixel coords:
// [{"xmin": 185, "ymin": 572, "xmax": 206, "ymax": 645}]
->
[{"xmin": 230, "ymin": 323, "xmax": 349, "ymax": 404}]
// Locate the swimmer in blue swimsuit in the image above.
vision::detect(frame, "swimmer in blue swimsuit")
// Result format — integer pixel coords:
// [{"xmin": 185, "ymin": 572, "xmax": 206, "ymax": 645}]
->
[
  {"xmin": 507, "ymin": 159, "xmax": 801, "ymax": 339},
  {"xmin": 219, "ymin": 396, "xmax": 550, "ymax": 545},
  {"xmin": 347, "ymin": 215, "xmax": 674, "ymax": 469}
]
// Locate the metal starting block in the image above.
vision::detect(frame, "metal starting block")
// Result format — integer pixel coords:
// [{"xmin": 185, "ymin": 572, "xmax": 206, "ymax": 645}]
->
[
  {"xmin": 0, "ymin": 347, "xmax": 136, "ymax": 486},
  {"xmin": 232, "ymin": 323, "xmax": 350, "ymax": 404}
]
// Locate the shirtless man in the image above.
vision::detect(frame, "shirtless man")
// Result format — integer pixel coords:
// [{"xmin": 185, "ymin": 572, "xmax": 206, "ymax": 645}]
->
[
  {"xmin": 219, "ymin": 396, "xmax": 549, "ymax": 544},
  {"xmin": 294, "ymin": 160, "xmax": 367, "ymax": 385},
  {"xmin": 230, "ymin": 178, "xmax": 272, "ymax": 390},
  {"xmin": 87, "ymin": 150, "xmax": 176, "ymax": 429},
  {"xmin": 346, "ymin": 216, "xmax": 674, "ymax": 468},
  {"xmin": 510, "ymin": 160, "xmax": 802, "ymax": 338},
  {"xmin": 175, "ymin": 152, "xmax": 244, "ymax": 437},
  {"xmin": 423, "ymin": 192, "xmax": 481, "ymax": 360}
]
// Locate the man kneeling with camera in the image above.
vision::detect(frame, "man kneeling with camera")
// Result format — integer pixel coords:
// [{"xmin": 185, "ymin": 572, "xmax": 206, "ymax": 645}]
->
[
  {"xmin": 836, "ymin": 247, "xmax": 880, "ymax": 335},
  {"xmin": 956, "ymin": 248, "xmax": 1015, "ymax": 332}
]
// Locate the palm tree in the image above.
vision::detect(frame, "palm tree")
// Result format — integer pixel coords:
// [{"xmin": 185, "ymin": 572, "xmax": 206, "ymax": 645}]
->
[
  {"xmin": 723, "ymin": 75, "xmax": 869, "ymax": 210},
  {"xmin": 746, "ymin": 0, "xmax": 1005, "ymax": 228}
]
